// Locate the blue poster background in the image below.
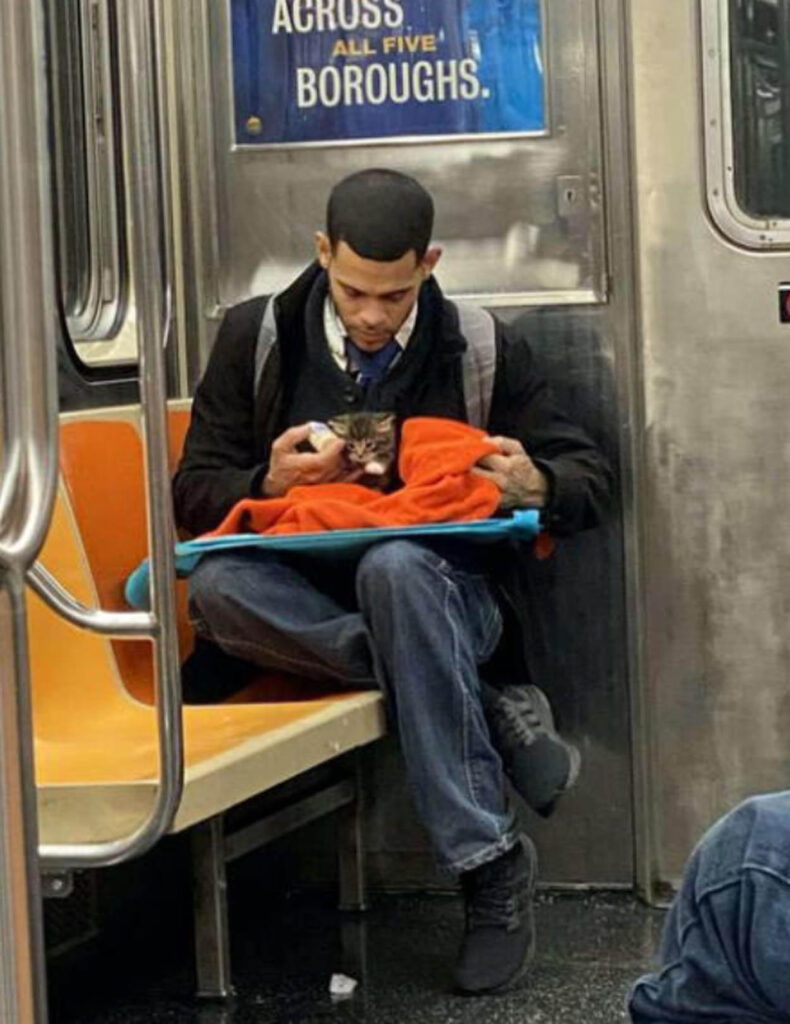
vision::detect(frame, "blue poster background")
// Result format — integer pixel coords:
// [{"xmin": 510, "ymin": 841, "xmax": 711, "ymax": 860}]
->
[{"xmin": 231, "ymin": 0, "xmax": 545, "ymax": 145}]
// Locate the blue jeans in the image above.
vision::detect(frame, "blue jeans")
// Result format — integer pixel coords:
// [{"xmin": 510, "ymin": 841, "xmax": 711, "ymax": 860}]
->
[
  {"xmin": 188, "ymin": 540, "xmax": 517, "ymax": 874},
  {"xmin": 629, "ymin": 792, "xmax": 790, "ymax": 1022}
]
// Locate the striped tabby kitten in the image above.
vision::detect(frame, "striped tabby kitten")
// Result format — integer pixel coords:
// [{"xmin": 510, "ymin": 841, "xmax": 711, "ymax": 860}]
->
[{"xmin": 327, "ymin": 412, "xmax": 397, "ymax": 489}]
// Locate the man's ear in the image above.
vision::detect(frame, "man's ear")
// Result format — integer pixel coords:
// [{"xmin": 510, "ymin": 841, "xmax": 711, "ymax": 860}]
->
[
  {"xmin": 421, "ymin": 246, "xmax": 443, "ymax": 278},
  {"xmin": 315, "ymin": 231, "xmax": 332, "ymax": 269}
]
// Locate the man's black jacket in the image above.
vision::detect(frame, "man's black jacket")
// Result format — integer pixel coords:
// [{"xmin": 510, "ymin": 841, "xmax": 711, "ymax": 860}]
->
[{"xmin": 173, "ymin": 263, "xmax": 613, "ymax": 686}]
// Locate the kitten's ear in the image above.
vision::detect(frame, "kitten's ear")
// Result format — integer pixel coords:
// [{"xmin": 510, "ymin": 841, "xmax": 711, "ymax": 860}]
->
[
  {"xmin": 377, "ymin": 413, "xmax": 396, "ymax": 433},
  {"xmin": 327, "ymin": 417, "xmax": 349, "ymax": 438}
]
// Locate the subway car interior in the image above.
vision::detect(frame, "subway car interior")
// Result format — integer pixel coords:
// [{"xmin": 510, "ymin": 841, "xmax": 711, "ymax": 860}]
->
[{"xmin": 1, "ymin": 0, "xmax": 789, "ymax": 1021}]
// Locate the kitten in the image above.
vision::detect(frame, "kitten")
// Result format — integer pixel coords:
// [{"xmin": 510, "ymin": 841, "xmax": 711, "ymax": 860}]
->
[{"xmin": 326, "ymin": 412, "xmax": 397, "ymax": 489}]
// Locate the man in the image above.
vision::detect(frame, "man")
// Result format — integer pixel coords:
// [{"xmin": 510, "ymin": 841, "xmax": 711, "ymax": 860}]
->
[
  {"xmin": 174, "ymin": 169, "xmax": 611, "ymax": 994},
  {"xmin": 629, "ymin": 792, "xmax": 790, "ymax": 1022}
]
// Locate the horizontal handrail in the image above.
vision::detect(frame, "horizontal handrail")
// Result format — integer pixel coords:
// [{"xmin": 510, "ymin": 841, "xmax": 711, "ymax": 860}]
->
[
  {"xmin": 26, "ymin": 563, "xmax": 155, "ymax": 637},
  {"xmin": 39, "ymin": 0, "xmax": 184, "ymax": 870}
]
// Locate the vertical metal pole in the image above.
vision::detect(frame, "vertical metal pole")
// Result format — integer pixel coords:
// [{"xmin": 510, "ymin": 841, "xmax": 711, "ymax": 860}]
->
[
  {"xmin": 191, "ymin": 817, "xmax": 234, "ymax": 999},
  {"xmin": 0, "ymin": 576, "xmax": 49, "ymax": 1024},
  {"xmin": 0, "ymin": 0, "xmax": 62, "ymax": 1013},
  {"xmin": 337, "ymin": 754, "xmax": 367, "ymax": 913},
  {"xmin": 337, "ymin": 756, "xmax": 369, "ymax": 990},
  {"xmin": 119, "ymin": 0, "xmax": 185, "ymax": 856}
]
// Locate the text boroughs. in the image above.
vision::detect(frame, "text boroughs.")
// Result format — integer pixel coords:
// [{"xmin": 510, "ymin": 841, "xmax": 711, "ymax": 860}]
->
[{"xmin": 296, "ymin": 59, "xmax": 485, "ymax": 109}]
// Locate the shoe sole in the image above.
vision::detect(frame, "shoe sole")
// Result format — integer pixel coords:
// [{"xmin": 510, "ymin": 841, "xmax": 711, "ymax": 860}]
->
[{"xmin": 527, "ymin": 685, "xmax": 581, "ymax": 793}]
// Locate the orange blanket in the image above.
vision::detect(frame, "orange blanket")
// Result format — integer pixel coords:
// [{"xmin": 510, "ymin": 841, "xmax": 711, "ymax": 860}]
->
[{"xmin": 207, "ymin": 417, "xmax": 502, "ymax": 537}]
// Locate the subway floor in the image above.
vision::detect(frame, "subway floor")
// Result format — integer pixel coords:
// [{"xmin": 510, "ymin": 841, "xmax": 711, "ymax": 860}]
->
[{"xmin": 48, "ymin": 889, "xmax": 666, "ymax": 1024}]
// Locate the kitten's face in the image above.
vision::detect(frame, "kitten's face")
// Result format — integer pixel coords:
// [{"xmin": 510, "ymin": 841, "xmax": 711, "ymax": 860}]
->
[{"xmin": 328, "ymin": 413, "xmax": 397, "ymax": 482}]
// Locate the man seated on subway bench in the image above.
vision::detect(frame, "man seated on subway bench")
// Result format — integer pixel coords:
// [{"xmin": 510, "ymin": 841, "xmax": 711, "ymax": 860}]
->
[{"xmin": 173, "ymin": 168, "xmax": 612, "ymax": 995}]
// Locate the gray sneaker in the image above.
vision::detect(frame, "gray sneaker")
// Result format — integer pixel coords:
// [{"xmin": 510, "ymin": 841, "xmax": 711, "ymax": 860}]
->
[
  {"xmin": 455, "ymin": 835, "xmax": 538, "ymax": 994},
  {"xmin": 483, "ymin": 683, "xmax": 581, "ymax": 816}
]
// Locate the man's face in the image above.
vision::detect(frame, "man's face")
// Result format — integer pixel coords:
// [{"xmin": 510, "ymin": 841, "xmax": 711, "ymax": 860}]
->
[{"xmin": 316, "ymin": 235, "xmax": 441, "ymax": 351}]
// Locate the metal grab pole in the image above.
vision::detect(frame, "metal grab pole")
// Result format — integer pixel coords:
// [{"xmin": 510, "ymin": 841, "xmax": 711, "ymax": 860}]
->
[
  {"xmin": 27, "ymin": 562, "xmax": 156, "ymax": 637},
  {"xmin": 0, "ymin": 0, "xmax": 61, "ymax": 1016},
  {"xmin": 0, "ymin": 582, "xmax": 50, "ymax": 1024},
  {"xmin": 0, "ymin": 10, "xmax": 60, "ymax": 560},
  {"xmin": 39, "ymin": 0, "xmax": 185, "ymax": 870}
]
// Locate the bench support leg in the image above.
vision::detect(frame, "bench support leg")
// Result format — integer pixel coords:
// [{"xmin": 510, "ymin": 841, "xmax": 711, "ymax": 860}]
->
[
  {"xmin": 338, "ymin": 754, "xmax": 367, "ymax": 912},
  {"xmin": 192, "ymin": 816, "xmax": 235, "ymax": 999}
]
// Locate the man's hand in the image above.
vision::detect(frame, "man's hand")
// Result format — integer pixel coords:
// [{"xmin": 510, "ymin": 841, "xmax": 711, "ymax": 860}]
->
[
  {"xmin": 473, "ymin": 436, "xmax": 549, "ymax": 510},
  {"xmin": 262, "ymin": 424, "xmax": 356, "ymax": 498}
]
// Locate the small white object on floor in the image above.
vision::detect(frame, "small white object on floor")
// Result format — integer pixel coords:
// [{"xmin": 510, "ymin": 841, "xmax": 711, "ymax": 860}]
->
[{"xmin": 329, "ymin": 973, "xmax": 358, "ymax": 1000}]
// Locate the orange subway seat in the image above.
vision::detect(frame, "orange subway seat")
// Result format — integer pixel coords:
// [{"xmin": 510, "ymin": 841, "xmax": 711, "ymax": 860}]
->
[
  {"xmin": 31, "ymin": 476, "xmax": 365, "ymax": 782},
  {"xmin": 30, "ymin": 406, "xmax": 385, "ymax": 839},
  {"xmin": 58, "ymin": 412, "xmax": 192, "ymax": 704}
]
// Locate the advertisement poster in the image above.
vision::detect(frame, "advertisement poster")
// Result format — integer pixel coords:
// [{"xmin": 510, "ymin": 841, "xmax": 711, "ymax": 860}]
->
[{"xmin": 231, "ymin": 0, "xmax": 546, "ymax": 146}]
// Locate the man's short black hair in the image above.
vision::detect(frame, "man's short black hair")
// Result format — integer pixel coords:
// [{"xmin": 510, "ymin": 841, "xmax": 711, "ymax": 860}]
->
[{"xmin": 327, "ymin": 169, "xmax": 434, "ymax": 262}]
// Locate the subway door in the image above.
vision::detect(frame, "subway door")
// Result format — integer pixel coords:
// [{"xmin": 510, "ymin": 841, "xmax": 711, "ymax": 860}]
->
[
  {"xmin": 628, "ymin": 0, "xmax": 790, "ymax": 891},
  {"xmin": 166, "ymin": 0, "xmax": 635, "ymax": 887}
]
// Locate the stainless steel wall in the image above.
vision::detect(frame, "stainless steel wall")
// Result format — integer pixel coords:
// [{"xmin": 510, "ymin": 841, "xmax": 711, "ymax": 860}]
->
[
  {"xmin": 628, "ymin": 0, "xmax": 790, "ymax": 885},
  {"xmin": 169, "ymin": 0, "xmax": 609, "ymax": 382},
  {"xmin": 164, "ymin": 0, "xmax": 638, "ymax": 887}
]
